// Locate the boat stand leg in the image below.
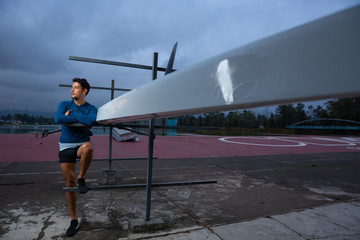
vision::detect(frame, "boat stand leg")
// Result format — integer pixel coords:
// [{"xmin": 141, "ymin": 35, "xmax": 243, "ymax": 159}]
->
[
  {"xmin": 145, "ymin": 52, "xmax": 158, "ymax": 222},
  {"xmin": 103, "ymin": 80, "xmax": 116, "ymax": 185},
  {"xmin": 145, "ymin": 118, "xmax": 155, "ymax": 221}
]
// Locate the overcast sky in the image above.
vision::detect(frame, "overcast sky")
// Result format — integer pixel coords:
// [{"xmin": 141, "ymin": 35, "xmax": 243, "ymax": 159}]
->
[{"xmin": 0, "ymin": 0, "xmax": 358, "ymax": 115}]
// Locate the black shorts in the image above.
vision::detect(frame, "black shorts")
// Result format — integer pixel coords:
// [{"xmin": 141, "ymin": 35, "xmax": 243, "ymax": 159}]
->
[{"xmin": 59, "ymin": 146, "xmax": 81, "ymax": 164}]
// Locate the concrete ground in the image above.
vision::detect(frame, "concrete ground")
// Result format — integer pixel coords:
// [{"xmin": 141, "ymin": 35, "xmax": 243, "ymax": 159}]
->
[{"xmin": 1, "ymin": 148, "xmax": 360, "ymax": 239}]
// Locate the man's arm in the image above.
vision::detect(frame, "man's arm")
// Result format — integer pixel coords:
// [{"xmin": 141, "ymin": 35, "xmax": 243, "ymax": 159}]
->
[
  {"xmin": 55, "ymin": 101, "xmax": 77, "ymax": 124},
  {"xmin": 72, "ymin": 106, "xmax": 98, "ymax": 126}
]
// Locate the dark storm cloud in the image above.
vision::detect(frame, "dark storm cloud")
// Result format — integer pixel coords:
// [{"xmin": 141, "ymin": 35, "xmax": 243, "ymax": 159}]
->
[{"xmin": 0, "ymin": 1, "xmax": 69, "ymax": 74}]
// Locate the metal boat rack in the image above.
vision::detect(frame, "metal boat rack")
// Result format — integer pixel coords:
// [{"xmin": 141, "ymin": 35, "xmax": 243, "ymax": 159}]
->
[{"xmin": 61, "ymin": 48, "xmax": 216, "ymax": 222}]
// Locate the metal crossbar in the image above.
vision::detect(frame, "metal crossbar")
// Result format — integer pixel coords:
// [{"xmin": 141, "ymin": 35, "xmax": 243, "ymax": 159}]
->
[
  {"xmin": 63, "ymin": 180, "xmax": 217, "ymax": 192},
  {"xmin": 59, "ymin": 84, "xmax": 131, "ymax": 92},
  {"xmin": 76, "ymin": 157, "xmax": 157, "ymax": 162},
  {"xmin": 69, "ymin": 56, "xmax": 168, "ymax": 72}
]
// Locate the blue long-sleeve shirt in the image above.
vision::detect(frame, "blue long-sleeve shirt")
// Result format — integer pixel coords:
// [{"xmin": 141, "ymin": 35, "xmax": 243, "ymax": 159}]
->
[{"xmin": 55, "ymin": 100, "xmax": 98, "ymax": 143}]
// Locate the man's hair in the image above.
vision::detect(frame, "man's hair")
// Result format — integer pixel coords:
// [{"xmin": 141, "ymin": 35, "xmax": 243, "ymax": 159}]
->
[{"xmin": 73, "ymin": 78, "xmax": 91, "ymax": 95}]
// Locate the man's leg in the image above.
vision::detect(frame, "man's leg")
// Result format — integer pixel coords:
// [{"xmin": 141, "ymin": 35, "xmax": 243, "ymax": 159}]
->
[
  {"xmin": 77, "ymin": 142, "xmax": 94, "ymax": 179},
  {"xmin": 60, "ymin": 163, "xmax": 77, "ymax": 220}
]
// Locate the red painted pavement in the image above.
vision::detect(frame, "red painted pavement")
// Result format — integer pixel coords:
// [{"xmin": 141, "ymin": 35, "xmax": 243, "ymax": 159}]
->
[{"xmin": 0, "ymin": 133, "xmax": 359, "ymax": 162}]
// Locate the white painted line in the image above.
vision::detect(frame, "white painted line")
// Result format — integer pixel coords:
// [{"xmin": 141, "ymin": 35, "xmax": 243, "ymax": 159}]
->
[
  {"xmin": 219, "ymin": 137, "xmax": 306, "ymax": 147},
  {"xmin": 306, "ymin": 137, "xmax": 357, "ymax": 146},
  {"xmin": 346, "ymin": 147, "xmax": 360, "ymax": 150},
  {"xmin": 219, "ymin": 136, "xmax": 360, "ymax": 148}
]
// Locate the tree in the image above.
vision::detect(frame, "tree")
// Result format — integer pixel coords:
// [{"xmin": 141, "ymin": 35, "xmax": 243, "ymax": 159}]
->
[
  {"xmin": 325, "ymin": 97, "xmax": 360, "ymax": 121},
  {"xmin": 294, "ymin": 103, "xmax": 307, "ymax": 123},
  {"xmin": 275, "ymin": 104, "xmax": 296, "ymax": 128},
  {"xmin": 227, "ymin": 111, "xmax": 239, "ymax": 127},
  {"xmin": 241, "ymin": 110, "xmax": 257, "ymax": 128},
  {"xmin": 312, "ymin": 105, "xmax": 329, "ymax": 119},
  {"xmin": 176, "ymin": 97, "xmax": 360, "ymax": 129}
]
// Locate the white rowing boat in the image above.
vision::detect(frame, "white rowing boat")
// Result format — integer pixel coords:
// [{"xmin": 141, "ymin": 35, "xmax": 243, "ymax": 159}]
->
[{"xmin": 97, "ymin": 6, "xmax": 360, "ymax": 124}]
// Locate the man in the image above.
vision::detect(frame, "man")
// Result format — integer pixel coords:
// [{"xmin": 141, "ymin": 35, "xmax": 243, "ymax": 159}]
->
[{"xmin": 55, "ymin": 78, "xmax": 98, "ymax": 237}]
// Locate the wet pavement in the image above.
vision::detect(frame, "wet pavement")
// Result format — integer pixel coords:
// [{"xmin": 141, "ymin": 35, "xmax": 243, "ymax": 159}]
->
[{"xmin": 0, "ymin": 134, "xmax": 360, "ymax": 239}]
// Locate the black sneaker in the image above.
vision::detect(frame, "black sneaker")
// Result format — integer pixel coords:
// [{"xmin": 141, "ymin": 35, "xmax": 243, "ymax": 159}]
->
[
  {"xmin": 66, "ymin": 219, "xmax": 79, "ymax": 237},
  {"xmin": 77, "ymin": 178, "xmax": 88, "ymax": 194}
]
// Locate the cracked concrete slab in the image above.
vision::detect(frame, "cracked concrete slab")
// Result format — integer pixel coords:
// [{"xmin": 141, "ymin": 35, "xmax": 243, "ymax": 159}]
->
[
  {"xmin": 212, "ymin": 217, "xmax": 304, "ymax": 240},
  {"xmin": 0, "ymin": 207, "xmax": 68, "ymax": 240},
  {"xmin": 271, "ymin": 202, "xmax": 360, "ymax": 240},
  {"xmin": 134, "ymin": 201, "xmax": 360, "ymax": 240}
]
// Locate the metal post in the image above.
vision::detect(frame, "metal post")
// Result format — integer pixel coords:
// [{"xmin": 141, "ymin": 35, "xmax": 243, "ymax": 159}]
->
[
  {"xmin": 108, "ymin": 80, "xmax": 115, "ymax": 169},
  {"xmin": 145, "ymin": 52, "xmax": 158, "ymax": 221}
]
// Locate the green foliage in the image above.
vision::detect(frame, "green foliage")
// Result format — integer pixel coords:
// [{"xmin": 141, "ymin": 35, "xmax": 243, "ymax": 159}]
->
[
  {"xmin": 177, "ymin": 97, "xmax": 360, "ymax": 128},
  {"xmin": 325, "ymin": 97, "xmax": 360, "ymax": 120},
  {"xmin": 274, "ymin": 103, "xmax": 307, "ymax": 128}
]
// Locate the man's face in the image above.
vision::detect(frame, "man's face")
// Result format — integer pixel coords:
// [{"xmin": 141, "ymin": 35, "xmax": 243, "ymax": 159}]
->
[{"xmin": 71, "ymin": 82, "xmax": 87, "ymax": 100}]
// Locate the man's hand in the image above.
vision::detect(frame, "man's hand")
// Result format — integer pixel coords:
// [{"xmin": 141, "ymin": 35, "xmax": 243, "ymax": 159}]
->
[{"xmin": 65, "ymin": 110, "xmax": 72, "ymax": 116}]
